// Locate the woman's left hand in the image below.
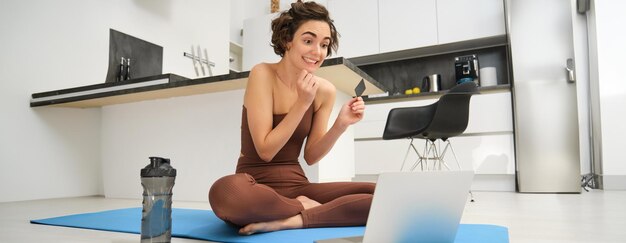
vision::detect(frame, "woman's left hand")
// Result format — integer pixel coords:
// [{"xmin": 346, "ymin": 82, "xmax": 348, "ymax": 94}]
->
[{"xmin": 337, "ymin": 97, "xmax": 365, "ymax": 128}]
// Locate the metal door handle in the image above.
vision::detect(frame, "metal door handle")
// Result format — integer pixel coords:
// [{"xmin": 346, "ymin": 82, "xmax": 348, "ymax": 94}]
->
[{"xmin": 566, "ymin": 58, "xmax": 576, "ymax": 83}]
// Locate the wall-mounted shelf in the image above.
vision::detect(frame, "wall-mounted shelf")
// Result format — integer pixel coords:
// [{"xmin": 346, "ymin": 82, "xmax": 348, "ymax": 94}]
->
[
  {"xmin": 363, "ymin": 84, "xmax": 511, "ymax": 105},
  {"xmin": 30, "ymin": 57, "xmax": 385, "ymax": 108},
  {"xmin": 356, "ymin": 39, "xmax": 511, "ymax": 96},
  {"xmin": 349, "ymin": 35, "xmax": 508, "ymax": 66}
]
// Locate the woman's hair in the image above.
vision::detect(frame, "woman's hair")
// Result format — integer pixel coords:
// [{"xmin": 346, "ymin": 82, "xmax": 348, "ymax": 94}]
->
[{"xmin": 270, "ymin": 0, "xmax": 339, "ymax": 57}]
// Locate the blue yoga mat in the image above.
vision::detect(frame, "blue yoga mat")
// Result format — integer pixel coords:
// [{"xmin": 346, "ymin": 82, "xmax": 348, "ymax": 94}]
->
[{"xmin": 31, "ymin": 208, "xmax": 509, "ymax": 243}]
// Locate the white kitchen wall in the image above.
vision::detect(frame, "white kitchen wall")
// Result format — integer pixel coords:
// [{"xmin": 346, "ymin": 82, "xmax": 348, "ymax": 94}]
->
[
  {"xmin": 234, "ymin": 0, "xmax": 328, "ymax": 70},
  {"xmin": 101, "ymin": 90, "xmax": 243, "ymax": 201},
  {"xmin": 230, "ymin": 0, "xmax": 269, "ymax": 45},
  {"xmin": 243, "ymin": 13, "xmax": 281, "ymax": 71},
  {"xmin": 0, "ymin": 0, "xmax": 229, "ymax": 203},
  {"xmin": 101, "ymin": 90, "xmax": 354, "ymax": 201},
  {"xmin": 317, "ymin": 92, "xmax": 356, "ymax": 182},
  {"xmin": 230, "ymin": 0, "xmax": 329, "ymax": 45},
  {"xmin": 589, "ymin": 0, "xmax": 626, "ymax": 189}
]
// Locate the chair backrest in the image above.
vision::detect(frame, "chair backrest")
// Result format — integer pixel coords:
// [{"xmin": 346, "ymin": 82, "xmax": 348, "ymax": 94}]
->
[
  {"xmin": 382, "ymin": 103, "xmax": 437, "ymax": 140},
  {"xmin": 422, "ymin": 82, "xmax": 478, "ymax": 140},
  {"xmin": 382, "ymin": 82, "xmax": 478, "ymax": 141}
]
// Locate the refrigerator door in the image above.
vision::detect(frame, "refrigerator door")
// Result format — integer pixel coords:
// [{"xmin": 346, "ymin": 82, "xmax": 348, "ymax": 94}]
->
[{"xmin": 507, "ymin": 0, "xmax": 581, "ymax": 192}]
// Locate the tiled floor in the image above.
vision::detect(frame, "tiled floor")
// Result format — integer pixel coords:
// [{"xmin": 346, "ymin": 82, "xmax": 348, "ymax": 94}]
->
[{"xmin": 0, "ymin": 190, "xmax": 625, "ymax": 243}]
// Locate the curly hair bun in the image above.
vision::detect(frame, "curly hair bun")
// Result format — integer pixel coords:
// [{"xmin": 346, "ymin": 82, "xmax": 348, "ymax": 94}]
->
[{"xmin": 270, "ymin": 0, "xmax": 339, "ymax": 57}]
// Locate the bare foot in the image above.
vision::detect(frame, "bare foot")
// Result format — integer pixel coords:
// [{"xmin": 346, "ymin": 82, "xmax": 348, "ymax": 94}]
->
[
  {"xmin": 239, "ymin": 214, "xmax": 303, "ymax": 235},
  {"xmin": 296, "ymin": 195, "xmax": 321, "ymax": 210}
]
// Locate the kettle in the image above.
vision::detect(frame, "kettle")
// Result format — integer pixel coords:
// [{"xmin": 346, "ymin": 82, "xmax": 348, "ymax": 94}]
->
[{"xmin": 422, "ymin": 74, "xmax": 442, "ymax": 92}]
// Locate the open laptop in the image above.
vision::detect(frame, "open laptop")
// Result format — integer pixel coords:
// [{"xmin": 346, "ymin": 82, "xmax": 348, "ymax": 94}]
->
[{"xmin": 317, "ymin": 171, "xmax": 474, "ymax": 243}]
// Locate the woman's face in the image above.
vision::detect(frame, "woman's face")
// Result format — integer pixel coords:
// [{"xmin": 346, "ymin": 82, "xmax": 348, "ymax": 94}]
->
[{"xmin": 285, "ymin": 20, "xmax": 331, "ymax": 73}]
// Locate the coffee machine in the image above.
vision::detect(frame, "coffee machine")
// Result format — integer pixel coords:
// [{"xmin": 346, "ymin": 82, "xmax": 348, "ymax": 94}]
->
[{"xmin": 454, "ymin": 54, "xmax": 480, "ymax": 85}]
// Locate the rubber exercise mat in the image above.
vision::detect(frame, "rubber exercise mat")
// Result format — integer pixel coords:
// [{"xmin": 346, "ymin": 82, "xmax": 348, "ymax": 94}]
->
[{"xmin": 31, "ymin": 207, "xmax": 509, "ymax": 243}]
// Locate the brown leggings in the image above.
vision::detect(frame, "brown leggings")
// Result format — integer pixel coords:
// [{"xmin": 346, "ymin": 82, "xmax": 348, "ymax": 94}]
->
[{"xmin": 208, "ymin": 173, "xmax": 375, "ymax": 228}]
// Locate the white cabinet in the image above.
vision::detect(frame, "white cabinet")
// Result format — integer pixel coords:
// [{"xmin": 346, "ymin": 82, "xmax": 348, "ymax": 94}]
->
[
  {"xmin": 378, "ymin": 0, "xmax": 505, "ymax": 53},
  {"xmin": 355, "ymin": 92, "xmax": 513, "ymax": 139},
  {"xmin": 327, "ymin": 0, "xmax": 379, "ymax": 58},
  {"xmin": 355, "ymin": 134, "xmax": 515, "ymax": 174},
  {"xmin": 242, "ymin": 13, "xmax": 280, "ymax": 71},
  {"xmin": 437, "ymin": 0, "xmax": 506, "ymax": 44},
  {"xmin": 378, "ymin": 0, "xmax": 438, "ymax": 53},
  {"xmin": 354, "ymin": 92, "xmax": 515, "ymax": 175},
  {"xmin": 243, "ymin": 0, "xmax": 506, "ymax": 66},
  {"xmin": 465, "ymin": 92, "xmax": 513, "ymax": 133}
]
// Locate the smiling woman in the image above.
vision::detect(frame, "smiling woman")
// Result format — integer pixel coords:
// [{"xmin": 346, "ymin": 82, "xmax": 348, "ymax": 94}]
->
[{"xmin": 208, "ymin": 0, "xmax": 375, "ymax": 236}]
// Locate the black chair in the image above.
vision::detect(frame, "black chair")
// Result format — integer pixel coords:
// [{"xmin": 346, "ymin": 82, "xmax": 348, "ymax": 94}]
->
[{"xmin": 382, "ymin": 81, "xmax": 479, "ymax": 172}]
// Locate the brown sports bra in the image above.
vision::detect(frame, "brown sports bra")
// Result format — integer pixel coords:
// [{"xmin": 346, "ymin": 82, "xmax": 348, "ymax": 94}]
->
[{"xmin": 236, "ymin": 105, "xmax": 314, "ymax": 184}]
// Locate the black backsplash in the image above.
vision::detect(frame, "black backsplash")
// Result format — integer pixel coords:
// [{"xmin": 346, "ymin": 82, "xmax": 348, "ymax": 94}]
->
[
  {"xmin": 105, "ymin": 29, "xmax": 163, "ymax": 83},
  {"xmin": 358, "ymin": 45, "xmax": 510, "ymax": 95}
]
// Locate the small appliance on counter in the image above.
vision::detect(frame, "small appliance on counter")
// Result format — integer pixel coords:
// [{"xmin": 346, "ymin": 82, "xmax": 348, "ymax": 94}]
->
[
  {"xmin": 422, "ymin": 74, "xmax": 442, "ymax": 92},
  {"xmin": 454, "ymin": 54, "xmax": 480, "ymax": 85},
  {"xmin": 480, "ymin": 67, "xmax": 498, "ymax": 86}
]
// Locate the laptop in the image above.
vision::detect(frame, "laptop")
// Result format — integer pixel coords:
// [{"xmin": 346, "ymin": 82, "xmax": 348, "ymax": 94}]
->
[{"xmin": 317, "ymin": 171, "xmax": 474, "ymax": 243}]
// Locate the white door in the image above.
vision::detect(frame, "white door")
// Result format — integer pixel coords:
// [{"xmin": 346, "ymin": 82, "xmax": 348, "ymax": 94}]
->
[{"xmin": 507, "ymin": 0, "xmax": 582, "ymax": 192}]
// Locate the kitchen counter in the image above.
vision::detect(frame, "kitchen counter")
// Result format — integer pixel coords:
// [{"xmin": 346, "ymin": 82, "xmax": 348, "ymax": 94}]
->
[
  {"xmin": 363, "ymin": 84, "xmax": 511, "ymax": 104},
  {"xmin": 30, "ymin": 57, "xmax": 385, "ymax": 108}
]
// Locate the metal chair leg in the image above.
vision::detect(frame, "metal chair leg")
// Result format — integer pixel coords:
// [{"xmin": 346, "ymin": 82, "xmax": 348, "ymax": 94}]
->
[
  {"xmin": 409, "ymin": 142, "xmax": 425, "ymax": 171},
  {"xmin": 411, "ymin": 139, "xmax": 430, "ymax": 171},
  {"xmin": 423, "ymin": 140, "xmax": 433, "ymax": 170},
  {"xmin": 429, "ymin": 140, "xmax": 451, "ymax": 171},
  {"xmin": 414, "ymin": 142, "xmax": 425, "ymax": 171},
  {"xmin": 400, "ymin": 138, "xmax": 413, "ymax": 171},
  {"xmin": 432, "ymin": 140, "xmax": 444, "ymax": 170},
  {"xmin": 441, "ymin": 140, "xmax": 462, "ymax": 170},
  {"xmin": 402, "ymin": 138, "xmax": 426, "ymax": 171}
]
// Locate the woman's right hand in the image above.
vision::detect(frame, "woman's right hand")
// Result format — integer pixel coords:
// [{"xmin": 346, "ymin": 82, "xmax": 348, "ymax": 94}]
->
[{"xmin": 296, "ymin": 70, "xmax": 318, "ymax": 106}]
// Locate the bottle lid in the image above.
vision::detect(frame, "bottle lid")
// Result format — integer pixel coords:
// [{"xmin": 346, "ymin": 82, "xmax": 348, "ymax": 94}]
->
[{"xmin": 141, "ymin": 157, "xmax": 177, "ymax": 177}]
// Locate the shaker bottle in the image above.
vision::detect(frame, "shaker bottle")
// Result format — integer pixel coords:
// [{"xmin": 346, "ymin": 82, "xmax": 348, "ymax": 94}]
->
[{"xmin": 141, "ymin": 157, "xmax": 177, "ymax": 243}]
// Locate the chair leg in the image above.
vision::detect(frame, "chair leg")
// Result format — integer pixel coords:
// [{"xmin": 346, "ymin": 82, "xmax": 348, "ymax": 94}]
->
[
  {"xmin": 440, "ymin": 140, "xmax": 462, "ymax": 170},
  {"xmin": 428, "ymin": 140, "xmax": 435, "ymax": 170},
  {"xmin": 400, "ymin": 138, "xmax": 413, "ymax": 171},
  {"xmin": 398, "ymin": 138, "xmax": 476, "ymax": 202},
  {"xmin": 432, "ymin": 140, "xmax": 443, "ymax": 170},
  {"xmin": 428, "ymin": 140, "xmax": 451, "ymax": 171},
  {"xmin": 409, "ymin": 142, "xmax": 426, "ymax": 171},
  {"xmin": 432, "ymin": 140, "xmax": 441, "ymax": 170},
  {"xmin": 402, "ymin": 138, "xmax": 426, "ymax": 171},
  {"xmin": 421, "ymin": 140, "xmax": 431, "ymax": 170},
  {"xmin": 405, "ymin": 139, "xmax": 464, "ymax": 172},
  {"xmin": 409, "ymin": 139, "xmax": 429, "ymax": 171},
  {"xmin": 409, "ymin": 143, "xmax": 424, "ymax": 171},
  {"xmin": 414, "ymin": 142, "xmax": 425, "ymax": 171},
  {"xmin": 413, "ymin": 140, "xmax": 445, "ymax": 171}
]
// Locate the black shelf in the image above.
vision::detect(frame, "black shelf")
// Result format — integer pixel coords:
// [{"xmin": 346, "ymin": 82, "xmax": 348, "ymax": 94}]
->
[
  {"xmin": 30, "ymin": 57, "xmax": 385, "ymax": 108},
  {"xmin": 363, "ymin": 84, "xmax": 511, "ymax": 105}
]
